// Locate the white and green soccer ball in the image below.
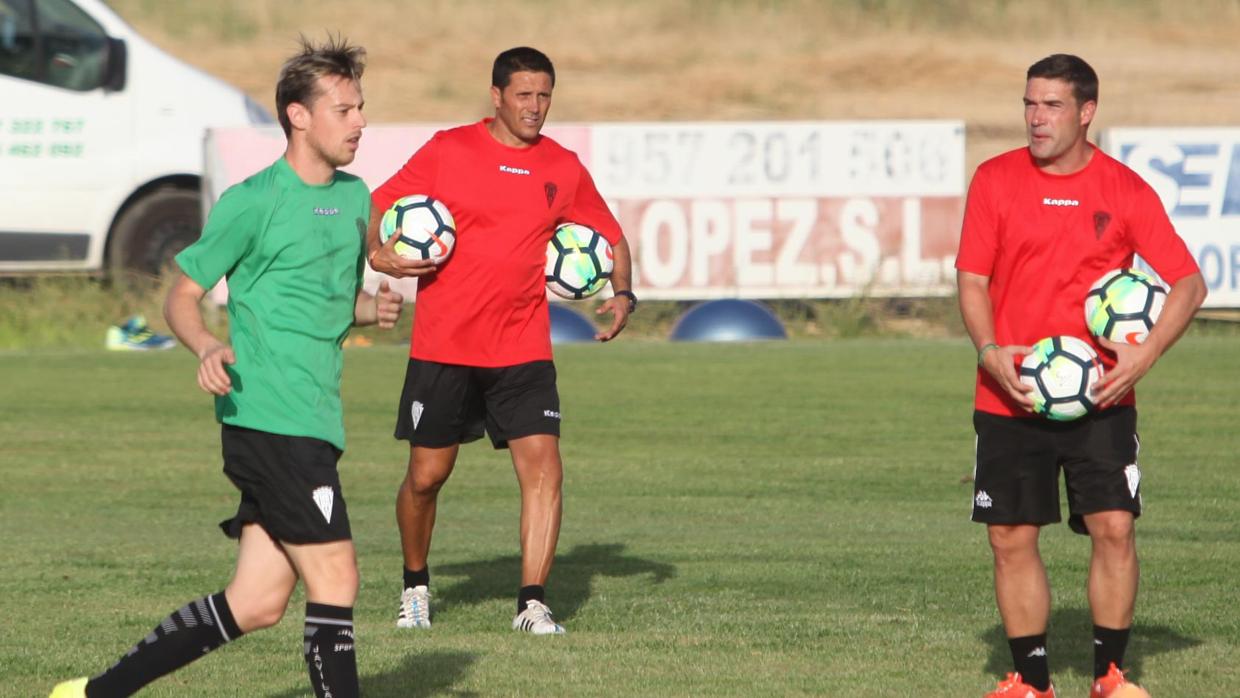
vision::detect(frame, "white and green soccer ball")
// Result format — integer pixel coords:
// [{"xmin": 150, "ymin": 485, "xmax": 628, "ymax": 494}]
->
[
  {"xmin": 1019, "ymin": 335, "xmax": 1104, "ymax": 421},
  {"xmin": 545, "ymin": 223, "xmax": 613, "ymax": 299},
  {"xmin": 379, "ymin": 194, "xmax": 456, "ymax": 264},
  {"xmin": 1084, "ymin": 267, "xmax": 1167, "ymax": 345}
]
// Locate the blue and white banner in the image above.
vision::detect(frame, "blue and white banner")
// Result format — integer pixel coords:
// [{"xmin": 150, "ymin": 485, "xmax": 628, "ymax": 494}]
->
[{"xmin": 1104, "ymin": 127, "xmax": 1240, "ymax": 308}]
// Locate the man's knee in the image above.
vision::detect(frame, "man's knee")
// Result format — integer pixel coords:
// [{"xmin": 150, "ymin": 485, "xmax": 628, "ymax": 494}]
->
[
  {"xmin": 405, "ymin": 468, "xmax": 450, "ymax": 497},
  {"xmin": 226, "ymin": 588, "xmax": 291, "ymax": 632},
  {"xmin": 1085, "ymin": 511, "xmax": 1136, "ymax": 547},
  {"xmin": 309, "ymin": 561, "xmax": 359, "ymax": 600},
  {"xmin": 987, "ymin": 524, "xmax": 1040, "ymax": 561},
  {"xmin": 298, "ymin": 543, "xmax": 360, "ymax": 605},
  {"xmin": 511, "ymin": 437, "xmax": 563, "ymax": 483},
  {"xmin": 405, "ymin": 449, "xmax": 455, "ymax": 496}
]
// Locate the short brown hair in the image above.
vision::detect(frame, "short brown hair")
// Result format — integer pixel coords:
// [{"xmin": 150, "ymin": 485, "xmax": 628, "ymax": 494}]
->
[
  {"xmin": 1027, "ymin": 54, "xmax": 1098, "ymax": 106},
  {"xmin": 275, "ymin": 34, "xmax": 366, "ymax": 137}
]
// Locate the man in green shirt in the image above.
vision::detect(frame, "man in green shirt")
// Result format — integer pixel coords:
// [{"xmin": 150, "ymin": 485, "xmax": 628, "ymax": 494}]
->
[{"xmin": 50, "ymin": 36, "xmax": 400, "ymax": 698}]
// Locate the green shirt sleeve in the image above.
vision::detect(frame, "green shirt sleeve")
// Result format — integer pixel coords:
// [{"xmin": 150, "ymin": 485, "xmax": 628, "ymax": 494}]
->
[{"xmin": 175, "ymin": 184, "xmax": 262, "ymax": 290}]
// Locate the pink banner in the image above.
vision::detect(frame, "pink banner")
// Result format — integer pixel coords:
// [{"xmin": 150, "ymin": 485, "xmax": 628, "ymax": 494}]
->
[{"xmin": 205, "ymin": 123, "xmax": 963, "ymax": 301}]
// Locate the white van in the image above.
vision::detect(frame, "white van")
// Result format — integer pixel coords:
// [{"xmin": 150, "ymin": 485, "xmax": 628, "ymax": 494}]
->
[{"xmin": 0, "ymin": 0, "xmax": 272, "ymax": 276}]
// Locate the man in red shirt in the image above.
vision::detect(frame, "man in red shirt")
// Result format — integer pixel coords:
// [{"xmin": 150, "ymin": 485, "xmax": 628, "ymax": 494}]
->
[
  {"xmin": 956, "ymin": 54, "xmax": 1206, "ymax": 697},
  {"xmin": 367, "ymin": 46, "xmax": 635, "ymax": 635}
]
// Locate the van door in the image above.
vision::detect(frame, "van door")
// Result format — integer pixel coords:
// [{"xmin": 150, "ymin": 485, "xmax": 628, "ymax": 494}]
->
[{"xmin": 0, "ymin": 0, "xmax": 132, "ymax": 271}]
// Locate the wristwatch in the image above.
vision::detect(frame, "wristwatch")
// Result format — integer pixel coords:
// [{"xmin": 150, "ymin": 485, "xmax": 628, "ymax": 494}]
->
[{"xmin": 613, "ymin": 289, "xmax": 638, "ymax": 313}]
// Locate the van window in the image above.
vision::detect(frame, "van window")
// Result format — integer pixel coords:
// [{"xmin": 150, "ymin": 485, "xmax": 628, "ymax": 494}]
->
[
  {"xmin": 0, "ymin": 0, "xmax": 109, "ymax": 91},
  {"xmin": 0, "ymin": 0, "xmax": 38, "ymax": 82}
]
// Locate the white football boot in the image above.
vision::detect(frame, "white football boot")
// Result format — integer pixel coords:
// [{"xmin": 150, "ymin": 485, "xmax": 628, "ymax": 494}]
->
[
  {"xmin": 396, "ymin": 585, "xmax": 431, "ymax": 629},
  {"xmin": 512, "ymin": 599, "xmax": 566, "ymax": 635}
]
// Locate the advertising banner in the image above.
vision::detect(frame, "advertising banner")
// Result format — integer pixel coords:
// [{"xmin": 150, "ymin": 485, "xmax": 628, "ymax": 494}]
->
[
  {"xmin": 1104, "ymin": 127, "xmax": 1240, "ymax": 307},
  {"xmin": 205, "ymin": 121, "xmax": 965, "ymax": 301}
]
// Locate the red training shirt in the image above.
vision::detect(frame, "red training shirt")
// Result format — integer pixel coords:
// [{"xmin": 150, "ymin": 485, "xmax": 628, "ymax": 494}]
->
[
  {"xmin": 373, "ymin": 119, "xmax": 623, "ymax": 367},
  {"xmin": 955, "ymin": 145, "xmax": 1199, "ymax": 417}
]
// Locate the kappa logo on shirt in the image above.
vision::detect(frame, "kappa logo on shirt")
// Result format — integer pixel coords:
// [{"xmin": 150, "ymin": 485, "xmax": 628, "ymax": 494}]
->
[
  {"xmin": 313, "ymin": 207, "xmax": 341, "ymax": 216},
  {"xmin": 499, "ymin": 165, "xmax": 531, "ymax": 176},
  {"xmin": 1042, "ymin": 197, "xmax": 1080, "ymax": 207}
]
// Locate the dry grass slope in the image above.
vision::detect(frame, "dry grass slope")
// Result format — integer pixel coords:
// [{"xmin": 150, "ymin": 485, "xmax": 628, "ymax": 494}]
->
[
  {"xmin": 104, "ymin": 0, "xmax": 1240, "ymax": 169},
  {"xmin": 108, "ymin": 0, "xmax": 1240, "ymax": 171}
]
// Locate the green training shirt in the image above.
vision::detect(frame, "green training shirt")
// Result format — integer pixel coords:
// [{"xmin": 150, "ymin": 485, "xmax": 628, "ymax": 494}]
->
[{"xmin": 175, "ymin": 157, "xmax": 370, "ymax": 450}]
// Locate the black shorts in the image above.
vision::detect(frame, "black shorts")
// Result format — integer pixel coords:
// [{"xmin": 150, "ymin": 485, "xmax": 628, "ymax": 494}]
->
[
  {"xmin": 971, "ymin": 407, "xmax": 1141, "ymax": 535},
  {"xmin": 219, "ymin": 425, "xmax": 352, "ymax": 544},
  {"xmin": 394, "ymin": 358, "xmax": 561, "ymax": 449}
]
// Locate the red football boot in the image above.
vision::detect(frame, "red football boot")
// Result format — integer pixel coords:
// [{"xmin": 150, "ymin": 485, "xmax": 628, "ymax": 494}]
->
[
  {"xmin": 1090, "ymin": 662, "xmax": 1130, "ymax": 698},
  {"xmin": 985, "ymin": 672, "xmax": 1057, "ymax": 698}
]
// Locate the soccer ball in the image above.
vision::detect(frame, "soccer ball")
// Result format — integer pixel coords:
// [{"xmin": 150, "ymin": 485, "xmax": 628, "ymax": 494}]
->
[
  {"xmin": 1084, "ymin": 268, "xmax": 1167, "ymax": 344},
  {"xmin": 1019, "ymin": 335, "xmax": 1104, "ymax": 421},
  {"xmin": 379, "ymin": 195, "xmax": 456, "ymax": 263},
  {"xmin": 545, "ymin": 223, "xmax": 613, "ymax": 299}
]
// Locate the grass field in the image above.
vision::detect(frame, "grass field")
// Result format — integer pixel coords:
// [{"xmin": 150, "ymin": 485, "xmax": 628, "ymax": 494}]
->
[{"xmin": 3, "ymin": 336, "xmax": 1238, "ymax": 696}]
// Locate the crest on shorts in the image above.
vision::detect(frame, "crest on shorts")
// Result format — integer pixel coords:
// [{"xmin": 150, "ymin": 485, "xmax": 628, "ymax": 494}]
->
[
  {"xmin": 1124, "ymin": 464, "xmax": 1141, "ymax": 499},
  {"xmin": 544, "ymin": 182, "xmax": 557, "ymax": 208},
  {"xmin": 411, "ymin": 400, "xmax": 424, "ymax": 429},
  {"xmin": 312, "ymin": 486, "xmax": 334, "ymax": 523},
  {"xmin": 1093, "ymin": 211, "xmax": 1112, "ymax": 240}
]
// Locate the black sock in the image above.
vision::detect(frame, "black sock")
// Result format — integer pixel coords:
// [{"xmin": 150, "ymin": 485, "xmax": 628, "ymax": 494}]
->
[
  {"xmin": 403, "ymin": 566, "xmax": 429, "ymax": 590},
  {"xmin": 304, "ymin": 602, "xmax": 357, "ymax": 698},
  {"xmin": 1008, "ymin": 633, "xmax": 1050, "ymax": 691},
  {"xmin": 86, "ymin": 591, "xmax": 242, "ymax": 698},
  {"xmin": 1093, "ymin": 625, "xmax": 1130, "ymax": 679},
  {"xmin": 517, "ymin": 584, "xmax": 544, "ymax": 613}
]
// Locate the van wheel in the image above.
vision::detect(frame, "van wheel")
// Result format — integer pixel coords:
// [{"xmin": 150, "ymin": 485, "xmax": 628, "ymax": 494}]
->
[{"xmin": 109, "ymin": 188, "xmax": 201, "ymax": 278}]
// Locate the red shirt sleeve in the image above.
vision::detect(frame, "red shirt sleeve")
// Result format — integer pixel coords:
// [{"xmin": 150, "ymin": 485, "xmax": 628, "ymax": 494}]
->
[
  {"xmin": 563, "ymin": 157, "xmax": 622, "ymax": 245},
  {"xmin": 955, "ymin": 162, "xmax": 1000, "ymax": 276},
  {"xmin": 372, "ymin": 134, "xmax": 442, "ymax": 214},
  {"xmin": 1124, "ymin": 175, "xmax": 1199, "ymax": 285}
]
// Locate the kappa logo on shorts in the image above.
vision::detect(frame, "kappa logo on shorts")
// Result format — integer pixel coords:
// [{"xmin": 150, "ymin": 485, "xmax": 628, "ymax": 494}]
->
[
  {"xmin": 411, "ymin": 401, "xmax": 424, "ymax": 429},
  {"xmin": 312, "ymin": 486, "xmax": 334, "ymax": 523},
  {"xmin": 974, "ymin": 490, "xmax": 993, "ymax": 509},
  {"xmin": 1124, "ymin": 464, "xmax": 1141, "ymax": 498},
  {"xmin": 543, "ymin": 409, "xmax": 561, "ymax": 420}
]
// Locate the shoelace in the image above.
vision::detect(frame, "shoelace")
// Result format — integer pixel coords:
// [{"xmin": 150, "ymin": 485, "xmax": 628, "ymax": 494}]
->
[
  {"xmin": 526, "ymin": 601, "xmax": 556, "ymax": 625},
  {"xmin": 401, "ymin": 589, "xmax": 429, "ymax": 624}
]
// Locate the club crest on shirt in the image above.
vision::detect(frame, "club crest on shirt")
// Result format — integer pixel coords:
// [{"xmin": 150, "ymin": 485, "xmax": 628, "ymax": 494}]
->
[
  {"xmin": 544, "ymin": 182, "xmax": 558, "ymax": 208},
  {"xmin": 1093, "ymin": 211, "xmax": 1112, "ymax": 239}
]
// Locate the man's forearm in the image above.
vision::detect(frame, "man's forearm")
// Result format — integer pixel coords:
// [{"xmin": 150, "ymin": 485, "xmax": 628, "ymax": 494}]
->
[
  {"xmin": 610, "ymin": 236, "xmax": 633, "ymax": 292},
  {"xmin": 1144, "ymin": 272, "xmax": 1207, "ymax": 357}
]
